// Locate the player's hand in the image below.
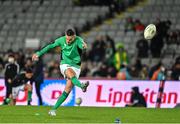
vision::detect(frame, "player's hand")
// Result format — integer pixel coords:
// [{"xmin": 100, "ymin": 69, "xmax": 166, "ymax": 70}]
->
[
  {"xmin": 32, "ymin": 53, "xmax": 39, "ymax": 61},
  {"xmin": 83, "ymin": 42, "xmax": 88, "ymax": 49},
  {"xmin": 8, "ymin": 79, "xmax": 12, "ymax": 83}
]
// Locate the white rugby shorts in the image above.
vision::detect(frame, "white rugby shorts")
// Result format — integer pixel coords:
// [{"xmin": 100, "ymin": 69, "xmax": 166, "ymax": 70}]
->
[
  {"xmin": 12, "ymin": 84, "xmax": 25, "ymax": 99},
  {"xmin": 60, "ymin": 64, "xmax": 81, "ymax": 79}
]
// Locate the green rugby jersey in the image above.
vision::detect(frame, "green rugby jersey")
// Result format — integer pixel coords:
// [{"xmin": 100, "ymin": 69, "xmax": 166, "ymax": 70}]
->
[{"xmin": 36, "ymin": 36, "xmax": 85, "ymax": 68}]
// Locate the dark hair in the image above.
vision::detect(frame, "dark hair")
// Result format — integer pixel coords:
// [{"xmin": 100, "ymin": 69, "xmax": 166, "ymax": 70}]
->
[
  {"xmin": 175, "ymin": 56, "xmax": 180, "ymax": 64},
  {"xmin": 8, "ymin": 54, "xmax": 14, "ymax": 58},
  {"xmin": 132, "ymin": 86, "xmax": 139, "ymax": 93},
  {"xmin": 25, "ymin": 68, "xmax": 33, "ymax": 73},
  {"xmin": 66, "ymin": 29, "xmax": 75, "ymax": 36}
]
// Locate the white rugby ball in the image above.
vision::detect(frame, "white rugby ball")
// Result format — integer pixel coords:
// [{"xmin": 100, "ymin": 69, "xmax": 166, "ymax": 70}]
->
[
  {"xmin": 144, "ymin": 24, "xmax": 156, "ymax": 40},
  {"xmin": 75, "ymin": 97, "xmax": 82, "ymax": 106}
]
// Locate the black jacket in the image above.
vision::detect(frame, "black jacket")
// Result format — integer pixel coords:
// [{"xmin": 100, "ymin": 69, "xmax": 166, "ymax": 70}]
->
[
  {"xmin": 130, "ymin": 87, "xmax": 147, "ymax": 107},
  {"xmin": 4, "ymin": 62, "xmax": 19, "ymax": 82},
  {"xmin": 12, "ymin": 73, "xmax": 34, "ymax": 87}
]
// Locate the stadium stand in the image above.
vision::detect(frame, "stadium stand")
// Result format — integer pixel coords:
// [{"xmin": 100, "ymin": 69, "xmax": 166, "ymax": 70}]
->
[
  {"xmin": 83, "ymin": 0, "xmax": 180, "ymax": 67},
  {"xmin": 0, "ymin": 0, "xmax": 109, "ymax": 51},
  {"xmin": 0, "ymin": 0, "xmax": 179, "ymax": 80}
]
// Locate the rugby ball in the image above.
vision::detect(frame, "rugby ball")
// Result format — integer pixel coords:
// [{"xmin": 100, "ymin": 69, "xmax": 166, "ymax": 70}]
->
[
  {"xmin": 144, "ymin": 24, "xmax": 156, "ymax": 40},
  {"xmin": 75, "ymin": 97, "xmax": 82, "ymax": 106}
]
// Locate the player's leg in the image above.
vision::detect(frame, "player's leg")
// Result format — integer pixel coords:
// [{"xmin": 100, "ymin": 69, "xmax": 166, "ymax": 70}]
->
[
  {"xmin": 49, "ymin": 79, "xmax": 73, "ymax": 116},
  {"xmin": 65, "ymin": 68, "xmax": 82, "ymax": 87},
  {"xmin": 11, "ymin": 98, "xmax": 16, "ymax": 105},
  {"xmin": 3, "ymin": 81, "xmax": 11, "ymax": 105},
  {"xmin": 7, "ymin": 94, "xmax": 12, "ymax": 104},
  {"xmin": 6, "ymin": 83, "xmax": 12, "ymax": 105},
  {"xmin": 24, "ymin": 84, "xmax": 32, "ymax": 105},
  {"xmin": 11, "ymin": 87, "xmax": 18, "ymax": 105},
  {"xmin": 53, "ymin": 79, "xmax": 73, "ymax": 110},
  {"xmin": 60, "ymin": 64, "xmax": 89, "ymax": 92},
  {"xmin": 65, "ymin": 68, "xmax": 89, "ymax": 92}
]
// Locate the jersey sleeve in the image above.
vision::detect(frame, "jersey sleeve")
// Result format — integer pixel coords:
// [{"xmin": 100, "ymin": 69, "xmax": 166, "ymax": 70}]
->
[
  {"xmin": 36, "ymin": 38, "xmax": 62, "ymax": 57},
  {"xmin": 77, "ymin": 37, "xmax": 85, "ymax": 50}
]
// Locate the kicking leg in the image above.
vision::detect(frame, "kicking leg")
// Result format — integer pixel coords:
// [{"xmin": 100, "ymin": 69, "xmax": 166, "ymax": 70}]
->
[{"xmin": 65, "ymin": 68, "xmax": 89, "ymax": 92}]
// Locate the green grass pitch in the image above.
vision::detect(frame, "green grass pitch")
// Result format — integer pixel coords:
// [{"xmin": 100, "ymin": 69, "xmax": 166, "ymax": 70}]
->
[{"xmin": 0, "ymin": 106, "xmax": 180, "ymax": 123}]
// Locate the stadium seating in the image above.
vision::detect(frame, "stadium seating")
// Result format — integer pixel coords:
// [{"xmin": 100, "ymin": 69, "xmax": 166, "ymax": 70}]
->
[
  {"xmin": 0, "ymin": 0, "xmax": 179, "ymax": 78},
  {"xmin": 0, "ymin": 0, "xmax": 109, "ymax": 51},
  {"xmin": 83, "ymin": 0, "xmax": 180, "ymax": 66}
]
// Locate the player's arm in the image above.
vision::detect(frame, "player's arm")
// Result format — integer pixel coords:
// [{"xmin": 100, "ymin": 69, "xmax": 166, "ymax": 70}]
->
[
  {"xmin": 82, "ymin": 41, "xmax": 87, "ymax": 49},
  {"xmin": 32, "ymin": 39, "xmax": 61, "ymax": 61},
  {"xmin": 77, "ymin": 37, "xmax": 87, "ymax": 50}
]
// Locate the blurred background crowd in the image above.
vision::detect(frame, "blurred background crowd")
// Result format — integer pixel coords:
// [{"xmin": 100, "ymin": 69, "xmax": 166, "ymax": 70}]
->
[{"xmin": 0, "ymin": 0, "xmax": 180, "ymax": 80}]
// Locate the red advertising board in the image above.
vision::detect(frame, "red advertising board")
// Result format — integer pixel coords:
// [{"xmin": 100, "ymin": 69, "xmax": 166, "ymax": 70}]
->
[
  {"xmin": 75, "ymin": 80, "xmax": 180, "ymax": 108},
  {"xmin": 0, "ymin": 79, "xmax": 179, "ymax": 108}
]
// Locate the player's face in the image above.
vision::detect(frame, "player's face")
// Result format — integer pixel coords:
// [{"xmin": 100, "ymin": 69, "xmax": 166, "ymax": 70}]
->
[
  {"xmin": 25, "ymin": 73, "xmax": 33, "ymax": 79},
  {"xmin": 66, "ymin": 35, "xmax": 75, "ymax": 44}
]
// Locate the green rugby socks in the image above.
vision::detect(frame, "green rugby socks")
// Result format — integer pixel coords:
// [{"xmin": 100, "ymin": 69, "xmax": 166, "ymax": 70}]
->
[
  {"xmin": 71, "ymin": 76, "xmax": 83, "ymax": 88},
  {"xmin": 27, "ymin": 91, "xmax": 32, "ymax": 105},
  {"xmin": 28, "ymin": 91, "xmax": 32, "ymax": 102},
  {"xmin": 52, "ymin": 91, "xmax": 69, "ymax": 110}
]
